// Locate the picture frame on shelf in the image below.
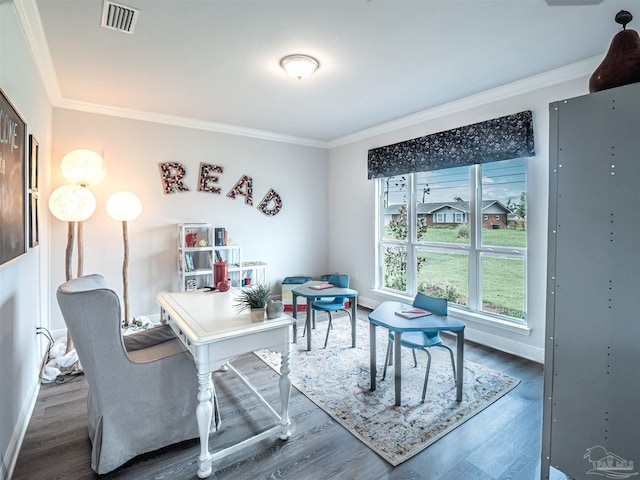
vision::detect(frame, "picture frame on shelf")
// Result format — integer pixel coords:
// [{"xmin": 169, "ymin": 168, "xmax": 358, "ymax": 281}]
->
[{"xmin": 185, "ymin": 278, "xmax": 198, "ymax": 291}]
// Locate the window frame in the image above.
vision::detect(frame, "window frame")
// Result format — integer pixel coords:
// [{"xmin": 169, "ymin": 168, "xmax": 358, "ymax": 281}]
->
[{"xmin": 376, "ymin": 162, "xmax": 527, "ymax": 326}]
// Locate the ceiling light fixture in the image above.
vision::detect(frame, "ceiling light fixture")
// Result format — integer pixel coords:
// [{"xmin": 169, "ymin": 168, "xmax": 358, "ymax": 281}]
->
[{"xmin": 280, "ymin": 54, "xmax": 319, "ymax": 80}]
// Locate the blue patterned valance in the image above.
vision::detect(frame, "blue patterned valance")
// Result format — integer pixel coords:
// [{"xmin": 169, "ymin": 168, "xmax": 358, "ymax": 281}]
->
[{"xmin": 367, "ymin": 110, "xmax": 535, "ymax": 179}]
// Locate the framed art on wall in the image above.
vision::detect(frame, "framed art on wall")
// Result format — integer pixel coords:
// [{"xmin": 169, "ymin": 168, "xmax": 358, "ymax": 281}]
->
[
  {"xmin": 29, "ymin": 134, "xmax": 38, "ymax": 191},
  {"xmin": 29, "ymin": 192, "xmax": 39, "ymax": 248},
  {"xmin": 0, "ymin": 87, "xmax": 27, "ymax": 266},
  {"xmin": 28, "ymin": 135, "xmax": 39, "ymax": 247}
]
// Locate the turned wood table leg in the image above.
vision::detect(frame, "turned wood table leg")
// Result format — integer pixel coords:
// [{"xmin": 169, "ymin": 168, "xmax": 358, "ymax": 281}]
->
[
  {"xmin": 196, "ymin": 372, "xmax": 213, "ymax": 478},
  {"xmin": 279, "ymin": 350, "xmax": 292, "ymax": 440}
]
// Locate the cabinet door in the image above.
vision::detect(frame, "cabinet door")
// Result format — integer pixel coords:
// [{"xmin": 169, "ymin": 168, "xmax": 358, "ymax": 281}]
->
[{"xmin": 544, "ymin": 83, "xmax": 640, "ymax": 479}]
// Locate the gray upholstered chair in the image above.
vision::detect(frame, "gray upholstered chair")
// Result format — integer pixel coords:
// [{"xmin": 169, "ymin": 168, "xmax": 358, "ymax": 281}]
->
[{"xmin": 56, "ymin": 274, "xmax": 218, "ymax": 474}]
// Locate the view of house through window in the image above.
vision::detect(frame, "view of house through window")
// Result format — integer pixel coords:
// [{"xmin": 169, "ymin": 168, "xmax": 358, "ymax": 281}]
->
[{"xmin": 379, "ymin": 158, "xmax": 527, "ymax": 323}]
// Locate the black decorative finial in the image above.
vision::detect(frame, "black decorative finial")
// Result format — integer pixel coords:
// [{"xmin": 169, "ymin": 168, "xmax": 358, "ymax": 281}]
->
[{"xmin": 615, "ymin": 10, "xmax": 633, "ymax": 30}]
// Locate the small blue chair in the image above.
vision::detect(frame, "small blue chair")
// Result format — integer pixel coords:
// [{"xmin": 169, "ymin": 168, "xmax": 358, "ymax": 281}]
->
[
  {"xmin": 311, "ymin": 273, "xmax": 351, "ymax": 348},
  {"xmin": 382, "ymin": 293, "xmax": 456, "ymax": 402}
]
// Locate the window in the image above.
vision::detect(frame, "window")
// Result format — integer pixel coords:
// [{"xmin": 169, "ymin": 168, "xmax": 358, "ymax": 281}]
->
[{"xmin": 378, "ymin": 158, "xmax": 527, "ymax": 323}]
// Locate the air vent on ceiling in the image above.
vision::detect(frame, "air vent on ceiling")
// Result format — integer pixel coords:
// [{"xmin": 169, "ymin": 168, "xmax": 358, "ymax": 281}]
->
[{"xmin": 101, "ymin": 1, "xmax": 139, "ymax": 34}]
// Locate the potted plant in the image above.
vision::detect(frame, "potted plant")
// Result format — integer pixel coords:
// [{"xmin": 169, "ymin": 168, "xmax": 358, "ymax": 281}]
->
[{"xmin": 234, "ymin": 283, "xmax": 271, "ymax": 322}]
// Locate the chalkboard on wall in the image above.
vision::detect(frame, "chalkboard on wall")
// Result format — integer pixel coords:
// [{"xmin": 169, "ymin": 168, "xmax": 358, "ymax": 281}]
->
[{"xmin": 0, "ymin": 87, "xmax": 27, "ymax": 267}]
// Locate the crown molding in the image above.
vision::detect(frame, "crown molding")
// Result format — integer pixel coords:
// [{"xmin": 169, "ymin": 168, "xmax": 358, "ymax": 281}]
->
[
  {"xmin": 13, "ymin": 0, "xmax": 62, "ymax": 103},
  {"xmin": 327, "ymin": 55, "xmax": 602, "ymax": 149},
  {"xmin": 55, "ymin": 98, "xmax": 329, "ymax": 148},
  {"xmin": 16, "ymin": 0, "xmax": 602, "ymax": 152},
  {"xmin": 14, "ymin": 0, "xmax": 327, "ymax": 149}
]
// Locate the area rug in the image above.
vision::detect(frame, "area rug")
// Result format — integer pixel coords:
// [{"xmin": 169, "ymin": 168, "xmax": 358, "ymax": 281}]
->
[{"xmin": 254, "ymin": 316, "xmax": 520, "ymax": 466}]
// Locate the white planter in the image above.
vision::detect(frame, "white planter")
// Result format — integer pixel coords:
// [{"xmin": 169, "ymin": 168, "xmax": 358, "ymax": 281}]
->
[{"xmin": 250, "ymin": 308, "xmax": 265, "ymax": 322}]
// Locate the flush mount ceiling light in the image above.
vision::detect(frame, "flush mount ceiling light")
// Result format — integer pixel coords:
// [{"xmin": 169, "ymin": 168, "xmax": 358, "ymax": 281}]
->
[{"xmin": 280, "ymin": 54, "xmax": 319, "ymax": 80}]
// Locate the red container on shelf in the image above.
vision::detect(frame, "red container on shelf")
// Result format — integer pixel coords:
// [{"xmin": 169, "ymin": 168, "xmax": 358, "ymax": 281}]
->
[{"xmin": 213, "ymin": 260, "xmax": 228, "ymax": 286}]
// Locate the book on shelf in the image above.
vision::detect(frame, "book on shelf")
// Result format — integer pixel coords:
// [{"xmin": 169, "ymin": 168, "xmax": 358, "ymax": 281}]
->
[
  {"xmin": 184, "ymin": 253, "xmax": 194, "ymax": 272},
  {"xmin": 214, "ymin": 227, "xmax": 226, "ymax": 246},
  {"xmin": 394, "ymin": 308, "xmax": 432, "ymax": 319},
  {"xmin": 309, "ymin": 282, "xmax": 334, "ymax": 290}
]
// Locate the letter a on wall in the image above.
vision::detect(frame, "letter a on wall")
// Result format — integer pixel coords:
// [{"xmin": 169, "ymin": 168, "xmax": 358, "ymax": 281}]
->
[
  {"xmin": 226, "ymin": 175, "xmax": 253, "ymax": 205},
  {"xmin": 257, "ymin": 188, "xmax": 283, "ymax": 216},
  {"xmin": 159, "ymin": 162, "xmax": 189, "ymax": 194}
]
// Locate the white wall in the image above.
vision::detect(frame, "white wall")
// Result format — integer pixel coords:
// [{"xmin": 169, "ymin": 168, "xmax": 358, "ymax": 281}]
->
[
  {"xmin": 327, "ymin": 77, "xmax": 591, "ymax": 363},
  {"xmin": 2, "ymin": 2, "xmax": 609, "ymax": 474},
  {"xmin": 0, "ymin": 3, "xmax": 53, "ymax": 478},
  {"xmin": 49, "ymin": 109, "xmax": 329, "ymax": 332}
]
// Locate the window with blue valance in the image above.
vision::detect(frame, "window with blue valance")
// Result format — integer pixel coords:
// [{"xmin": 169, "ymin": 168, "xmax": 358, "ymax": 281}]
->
[{"xmin": 367, "ymin": 110, "xmax": 535, "ymax": 179}]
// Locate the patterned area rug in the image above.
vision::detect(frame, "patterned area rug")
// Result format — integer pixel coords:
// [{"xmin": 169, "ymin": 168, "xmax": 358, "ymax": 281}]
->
[{"xmin": 254, "ymin": 316, "xmax": 520, "ymax": 465}]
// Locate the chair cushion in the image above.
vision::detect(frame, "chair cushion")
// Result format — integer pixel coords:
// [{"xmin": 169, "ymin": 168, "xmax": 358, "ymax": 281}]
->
[
  {"xmin": 312, "ymin": 298, "xmax": 346, "ymax": 311},
  {"xmin": 389, "ymin": 331, "xmax": 443, "ymax": 348},
  {"xmin": 126, "ymin": 337, "xmax": 189, "ymax": 363},
  {"xmin": 123, "ymin": 325, "xmax": 177, "ymax": 352}
]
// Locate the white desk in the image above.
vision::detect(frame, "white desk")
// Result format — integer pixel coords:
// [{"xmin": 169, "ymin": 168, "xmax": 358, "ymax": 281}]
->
[{"xmin": 157, "ymin": 289, "xmax": 295, "ymax": 479}]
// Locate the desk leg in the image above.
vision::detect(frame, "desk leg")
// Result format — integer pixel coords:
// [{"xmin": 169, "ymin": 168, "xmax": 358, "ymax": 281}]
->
[
  {"xmin": 279, "ymin": 350, "xmax": 292, "ymax": 440},
  {"xmin": 291, "ymin": 294, "xmax": 298, "ymax": 342},
  {"xmin": 369, "ymin": 322, "xmax": 377, "ymax": 391},
  {"xmin": 456, "ymin": 330, "xmax": 464, "ymax": 402},
  {"xmin": 306, "ymin": 298, "xmax": 312, "ymax": 351},
  {"xmin": 292, "ymin": 294, "xmax": 297, "ymax": 320},
  {"xmin": 394, "ymin": 331, "xmax": 402, "ymax": 406},
  {"xmin": 350, "ymin": 296, "xmax": 357, "ymax": 348},
  {"xmin": 196, "ymin": 372, "xmax": 213, "ymax": 479}
]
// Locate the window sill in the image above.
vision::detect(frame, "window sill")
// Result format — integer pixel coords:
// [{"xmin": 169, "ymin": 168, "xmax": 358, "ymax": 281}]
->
[{"xmin": 371, "ymin": 289, "xmax": 532, "ymax": 336}]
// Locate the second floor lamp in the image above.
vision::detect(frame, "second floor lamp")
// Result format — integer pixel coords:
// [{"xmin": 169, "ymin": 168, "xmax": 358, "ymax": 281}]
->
[{"xmin": 106, "ymin": 192, "xmax": 142, "ymax": 326}]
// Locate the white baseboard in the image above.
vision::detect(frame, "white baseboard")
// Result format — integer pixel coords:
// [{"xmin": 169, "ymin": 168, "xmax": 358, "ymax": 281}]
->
[
  {"xmin": 356, "ymin": 295, "xmax": 544, "ymax": 364},
  {"xmin": 462, "ymin": 328, "xmax": 544, "ymax": 363},
  {"xmin": 3, "ymin": 376, "xmax": 40, "ymax": 480},
  {"xmin": 51, "ymin": 313, "xmax": 164, "ymax": 341}
]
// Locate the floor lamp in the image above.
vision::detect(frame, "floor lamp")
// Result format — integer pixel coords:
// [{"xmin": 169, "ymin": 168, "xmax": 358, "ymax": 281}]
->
[
  {"xmin": 61, "ymin": 149, "xmax": 106, "ymax": 278},
  {"xmin": 49, "ymin": 184, "xmax": 97, "ymax": 352},
  {"xmin": 106, "ymin": 192, "xmax": 142, "ymax": 326},
  {"xmin": 51, "ymin": 148, "xmax": 105, "ymax": 355}
]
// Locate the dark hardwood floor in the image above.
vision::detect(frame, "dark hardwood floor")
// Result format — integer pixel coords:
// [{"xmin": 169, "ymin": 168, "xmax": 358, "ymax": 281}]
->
[{"xmin": 13, "ymin": 308, "xmax": 549, "ymax": 480}]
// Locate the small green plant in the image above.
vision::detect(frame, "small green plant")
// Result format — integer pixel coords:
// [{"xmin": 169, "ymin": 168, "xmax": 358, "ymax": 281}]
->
[
  {"xmin": 122, "ymin": 317, "xmax": 152, "ymax": 330},
  {"xmin": 456, "ymin": 223, "xmax": 469, "ymax": 239},
  {"xmin": 234, "ymin": 283, "xmax": 271, "ymax": 312}
]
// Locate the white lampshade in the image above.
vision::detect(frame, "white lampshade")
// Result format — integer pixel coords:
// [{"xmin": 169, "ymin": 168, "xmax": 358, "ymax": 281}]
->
[
  {"xmin": 61, "ymin": 149, "xmax": 106, "ymax": 186},
  {"xmin": 280, "ymin": 54, "xmax": 319, "ymax": 80},
  {"xmin": 49, "ymin": 185, "xmax": 97, "ymax": 222},
  {"xmin": 106, "ymin": 192, "xmax": 142, "ymax": 221}
]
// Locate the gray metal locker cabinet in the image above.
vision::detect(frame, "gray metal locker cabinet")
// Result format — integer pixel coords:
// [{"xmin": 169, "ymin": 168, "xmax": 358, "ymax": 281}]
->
[{"xmin": 542, "ymin": 82, "xmax": 640, "ymax": 480}]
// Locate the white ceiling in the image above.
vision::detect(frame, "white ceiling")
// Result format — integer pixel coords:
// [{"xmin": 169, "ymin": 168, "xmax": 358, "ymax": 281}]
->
[{"xmin": 24, "ymin": 0, "xmax": 634, "ymax": 145}]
